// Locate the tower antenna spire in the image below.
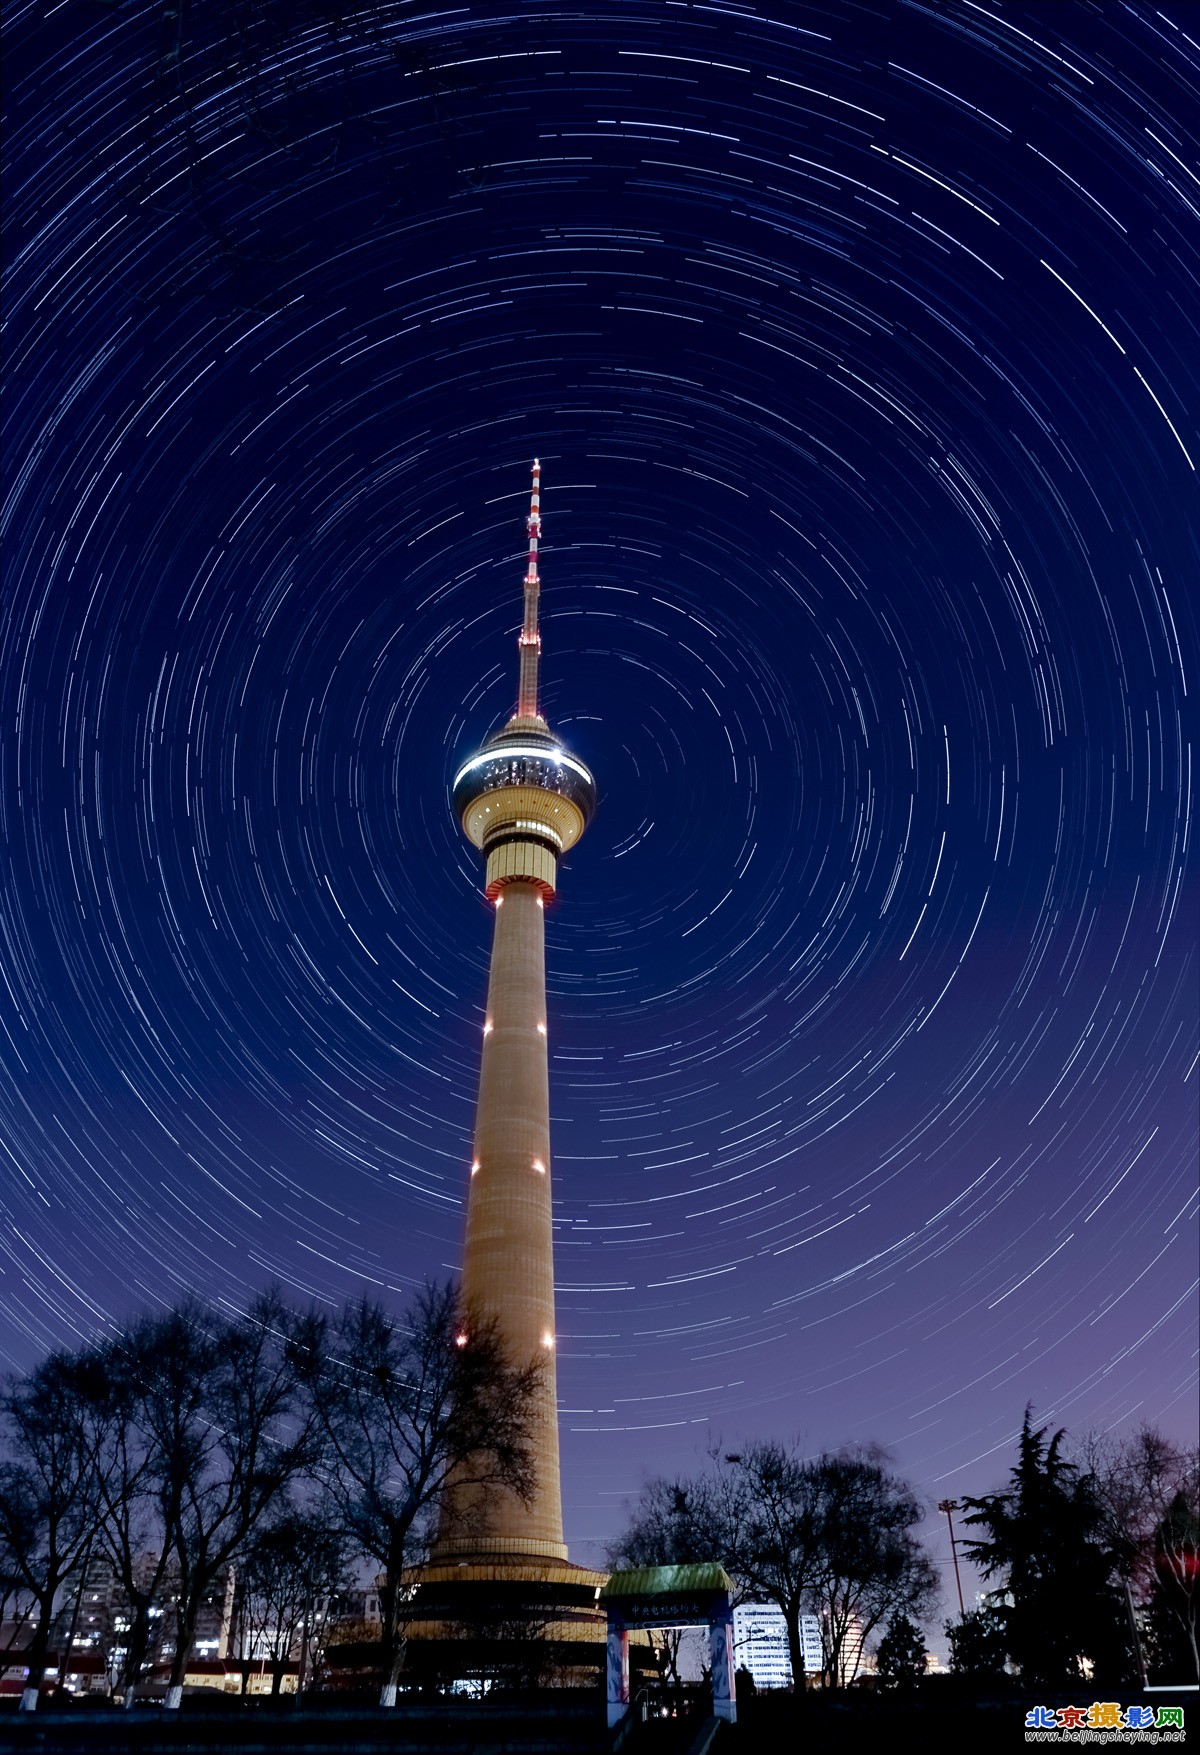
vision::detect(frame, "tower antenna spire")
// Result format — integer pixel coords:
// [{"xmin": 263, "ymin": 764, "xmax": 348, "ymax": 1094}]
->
[{"xmin": 517, "ymin": 458, "xmax": 542, "ymax": 721}]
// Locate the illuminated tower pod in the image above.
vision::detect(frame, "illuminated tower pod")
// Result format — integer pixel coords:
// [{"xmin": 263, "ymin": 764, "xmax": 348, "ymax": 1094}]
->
[{"xmin": 436, "ymin": 460, "xmax": 596, "ymax": 1563}]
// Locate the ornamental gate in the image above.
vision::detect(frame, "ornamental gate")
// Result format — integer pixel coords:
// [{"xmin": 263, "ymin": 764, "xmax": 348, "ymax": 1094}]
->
[{"xmin": 599, "ymin": 1564, "xmax": 737, "ymax": 1729}]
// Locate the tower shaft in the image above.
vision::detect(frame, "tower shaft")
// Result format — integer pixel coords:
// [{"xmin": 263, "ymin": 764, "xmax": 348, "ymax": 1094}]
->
[
  {"xmin": 440, "ymin": 881, "xmax": 565, "ymax": 1558},
  {"xmin": 434, "ymin": 460, "xmax": 594, "ymax": 1574}
]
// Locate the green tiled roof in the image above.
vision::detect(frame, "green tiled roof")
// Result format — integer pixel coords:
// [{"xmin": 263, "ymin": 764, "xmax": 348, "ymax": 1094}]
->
[{"xmin": 601, "ymin": 1563, "xmax": 732, "ymax": 1599}]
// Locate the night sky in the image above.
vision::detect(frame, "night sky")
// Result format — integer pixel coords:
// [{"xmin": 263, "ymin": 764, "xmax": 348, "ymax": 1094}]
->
[{"xmin": 3, "ymin": 0, "xmax": 1197, "ymax": 1593}]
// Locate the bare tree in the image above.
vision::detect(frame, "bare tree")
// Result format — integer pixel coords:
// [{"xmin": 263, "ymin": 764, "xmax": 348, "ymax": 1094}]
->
[
  {"xmin": 612, "ymin": 1441, "xmax": 936, "ymax": 1692},
  {"xmin": 1083, "ymin": 1425, "xmax": 1200, "ymax": 1682},
  {"xmin": 610, "ymin": 1448, "xmax": 817, "ymax": 1684},
  {"xmin": 734, "ymin": 1443, "xmax": 824, "ymax": 1687},
  {"xmin": 90, "ymin": 1291, "xmax": 316, "ymax": 1709},
  {"xmin": 1149, "ymin": 1487, "xmax": 1200, "ymax": 1682},
  {"xmin": 1081, "ymin": 1426, "xmax": 1184, "ymax": 1584},
  {"xmin": 0, "ymin": 1354, "xmax": 103, "ymax": 1710},
  {"xmin": 238, "ymin": 1508, "xmax": 348, "ymax": 1697},
  {"xmin": 0, "ymin": 1498, "xmax": 38, "ymax": 1678},
  {"xmin": 807, "ymin": 1449, "xmax": 936, "ymax": 1687},
  {"xmin": 83, "ymin": 1330, "xmax": 187, "ymax": 1706},
  {"xmin": 607, "ymin": 1473, "xmax": 731, "ymax": 1570},
  {"xmin": 305, "ymin": 1283, "xmax": 541, "ymax": 1706},
  {"xmin": 605, "ymin": 1480, "xmax": 712, "ymax": 1704}
]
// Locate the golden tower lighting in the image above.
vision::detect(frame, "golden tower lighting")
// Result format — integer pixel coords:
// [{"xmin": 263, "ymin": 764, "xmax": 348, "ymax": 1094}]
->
[{"xmin": 434, "ymin": 459, "xmax": 596, "ymax": 1564}]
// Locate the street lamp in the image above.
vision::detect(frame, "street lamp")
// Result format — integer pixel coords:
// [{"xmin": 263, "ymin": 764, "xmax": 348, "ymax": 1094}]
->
[{"xmin": 938, "ymin": 1499, "xmax": 966, "ymax": 1618}]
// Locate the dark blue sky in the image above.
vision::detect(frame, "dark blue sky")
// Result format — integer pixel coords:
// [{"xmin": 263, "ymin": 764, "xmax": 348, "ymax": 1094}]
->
[{"xmin": 2, "ymin": 1, "xmax": 1196, "ymax": 1590}]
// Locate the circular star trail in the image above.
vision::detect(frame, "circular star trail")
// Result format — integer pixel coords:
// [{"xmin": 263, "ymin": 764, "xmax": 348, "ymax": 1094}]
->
[{"xmin": 2, "ymin": 2, "xmax": 1197, "ymax": 1566}]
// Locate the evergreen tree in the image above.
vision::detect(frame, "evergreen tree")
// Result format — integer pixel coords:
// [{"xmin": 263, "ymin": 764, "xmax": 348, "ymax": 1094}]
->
[
  {"xmin": 945, "ymin": 1599, "xmax": 1009, "ymax": 1680},
  {"xmin": 961, "ymin": 1408, "xmax": 1130, "ymax": 1688},
  {"xmin": 874, "ymin": 1611, "xmax": 928, "ymax": 1688}
]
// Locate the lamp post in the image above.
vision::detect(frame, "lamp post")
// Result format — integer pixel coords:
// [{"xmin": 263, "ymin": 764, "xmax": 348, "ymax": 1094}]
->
[{"xmin": 938, "ymin": 1499, "xmax": 966, "ymax": 1618}]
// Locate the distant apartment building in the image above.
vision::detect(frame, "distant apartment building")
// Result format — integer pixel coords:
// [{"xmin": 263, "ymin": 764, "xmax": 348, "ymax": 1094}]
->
[
  {"xmin": 732, "ymin": 1602, "xmax": 822, "ymax": 1688},
  {"xmin": 0, "ymin": 1553, "xmax": 238, "ymax": 1700}
]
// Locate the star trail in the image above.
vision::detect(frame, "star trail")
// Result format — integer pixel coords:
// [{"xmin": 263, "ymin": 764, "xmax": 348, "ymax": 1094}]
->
[{"xmin": 2, "ymin": 1, "xmax": 1196, "ymax": 1573}]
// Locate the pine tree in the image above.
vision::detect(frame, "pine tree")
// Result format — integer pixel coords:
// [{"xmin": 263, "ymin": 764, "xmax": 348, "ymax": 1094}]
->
[
  {"xmin": 875, "ymin": 1611, "xmax": 928, "ymax": 1688},
  {"xmin": 945, "ymin": 1599, "xmax": 1008, "ymax": 1680},
  {"xmin": 961, "ymin": 1408, "xmax": 1130, "ymax": 1688}
]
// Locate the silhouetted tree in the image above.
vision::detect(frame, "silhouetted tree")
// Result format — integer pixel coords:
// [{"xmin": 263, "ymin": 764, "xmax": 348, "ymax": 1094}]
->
[
  {"xmin": 1082, "ymin": 1424, "xmax": 1199, "ymax": 1683},
  {"xmin": 962, "ymin": 1408, "xmax": 1130, "ymax": 1687},
  {"xmin": 945, "ymin": 1599, "xmax": 1009, "ymax": 1680},
  {"xmin": 238, "ymin": 1509, "xmax": 348, "ymax": 1697},
  {"xmin": 0, "ymin": 1516, "xmax": 36, "ymax": 1677},
  {"xmin": 0, "ymin": 1476, "xmax": 37, "ymax": 1672},
  {"xmin": 83, "ymin": 1325, "xmax": 188, "ymax": 1706},
  {"xmin": 807, "ymin": 1449, "xmax": 937, "ymax": 1687},
  {"xmin": 90, "ymin": 1291, "xmax": 316, "ymax": 1708},
  {"xmin": 304, "ymin": 1283, "xmax": 541, "ymax": 1706},
  {"xmin": 1146, "ymin": 1489, "xmax": 1200, "ymax": 1682},
  {"xmin": 0, "ymin": 1354, "xmax": 103, "ymax": 1711},
  {"xmin": 607, "ymin": 1472, "xmax": 735, "ymax": 1570},
  {"xmin": 875, "ymin": 1611, "xmax": 928, "ymax": 1688},
  {"xmin": 605, "ymin": 1474, "xmax": 725, "ymax": 1704},
  {"xmin": 613, "ymin": 1441, "xmax": 936, "ymax": 1691}
]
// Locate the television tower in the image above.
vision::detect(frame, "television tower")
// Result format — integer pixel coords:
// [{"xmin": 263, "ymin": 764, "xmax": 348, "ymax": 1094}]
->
[{"xmin": 434, "ymin": 460, "xmax": 596, "ymax": 1563}]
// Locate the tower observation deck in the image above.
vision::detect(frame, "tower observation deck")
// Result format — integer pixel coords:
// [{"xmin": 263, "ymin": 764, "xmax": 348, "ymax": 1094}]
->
[{"xmin": 433, "ymin": 461, "xmax": 596, "ymax": 1566}]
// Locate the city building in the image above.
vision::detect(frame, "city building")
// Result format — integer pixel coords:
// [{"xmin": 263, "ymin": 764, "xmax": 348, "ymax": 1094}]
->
[
  {"xmin": 0, "ymin": 1554, "xmax": 236, "ymax": 1701},
  {"xmin": 732, "ymin": 1602, "xmax": 823, "ymax": 1689}
]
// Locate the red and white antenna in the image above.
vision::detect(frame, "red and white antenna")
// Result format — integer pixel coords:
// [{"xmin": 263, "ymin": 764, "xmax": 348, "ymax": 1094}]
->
[{"xmin": 517, "ymin": 459, "xmax": 542, "ymax": 719}]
